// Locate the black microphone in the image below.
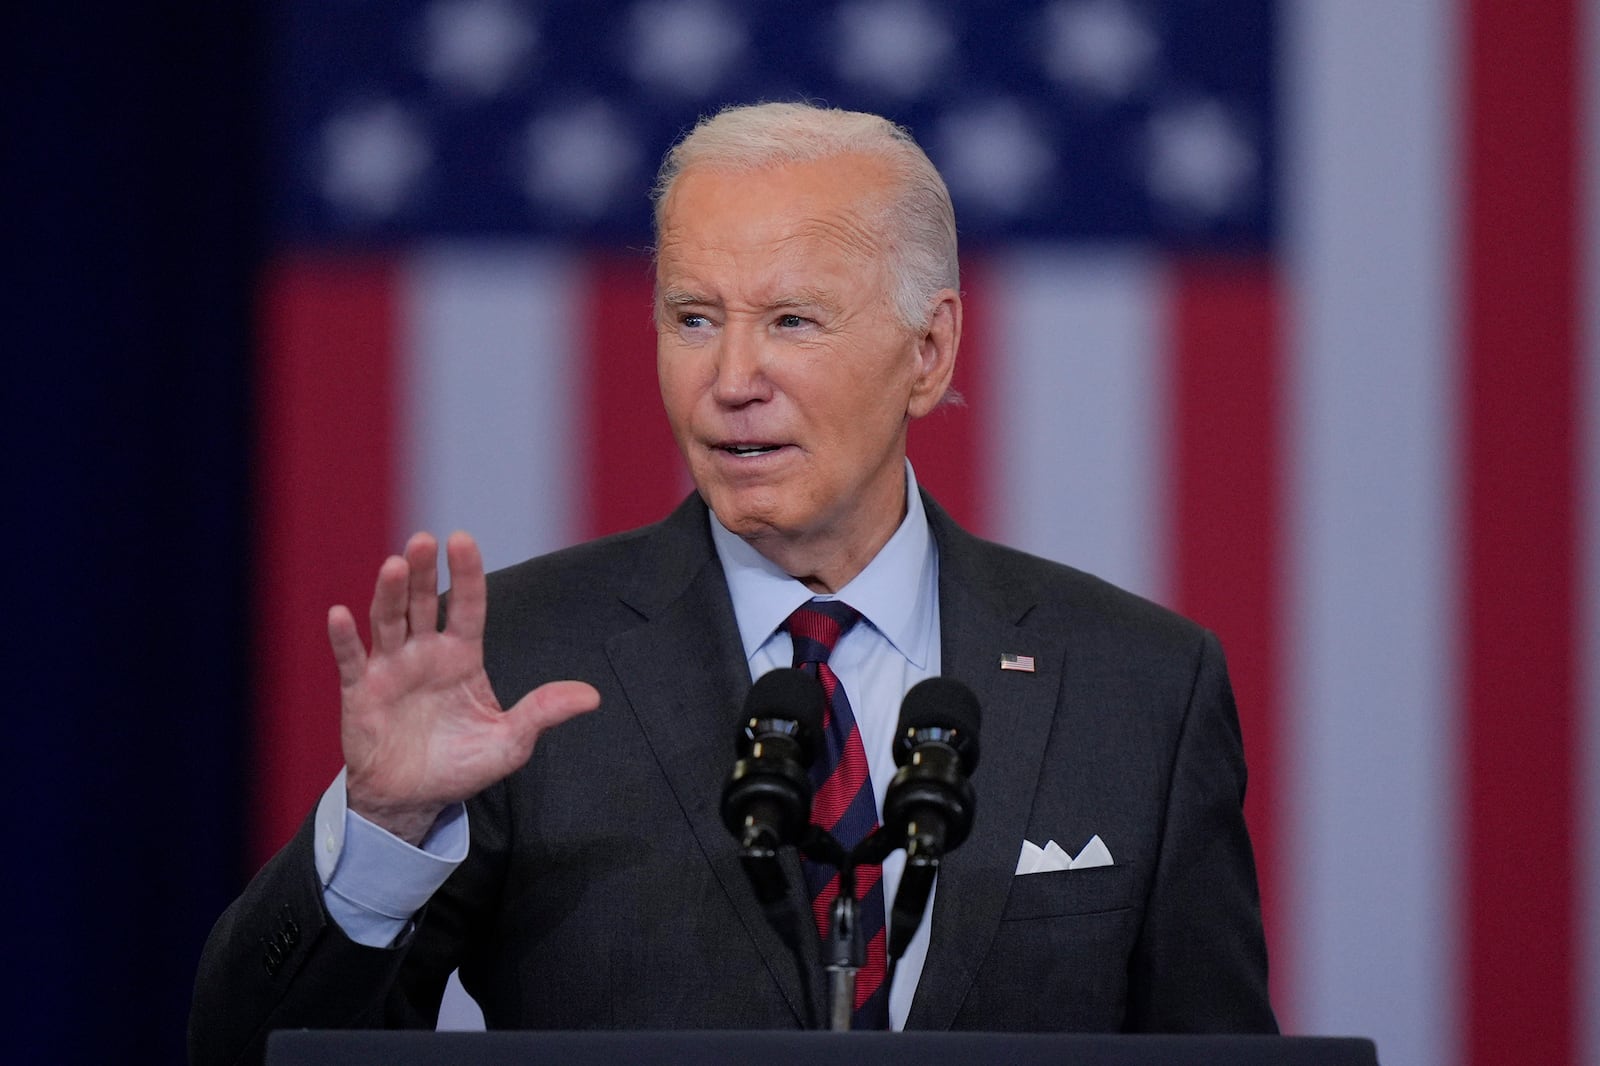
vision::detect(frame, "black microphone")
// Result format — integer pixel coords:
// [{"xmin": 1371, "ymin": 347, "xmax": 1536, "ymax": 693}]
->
[
  {"xmin": 720, "ymin": 668, "xmax": 826, "ymax": 903},
  {"xmin": 881, "ymin": 677, "xmax": 981, "ymax": 964}
]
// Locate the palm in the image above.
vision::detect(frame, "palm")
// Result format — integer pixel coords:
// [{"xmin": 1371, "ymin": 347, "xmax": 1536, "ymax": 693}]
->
[{"xmin": 329, "ymin": 531, "xmax": 599, "ymax": 842}]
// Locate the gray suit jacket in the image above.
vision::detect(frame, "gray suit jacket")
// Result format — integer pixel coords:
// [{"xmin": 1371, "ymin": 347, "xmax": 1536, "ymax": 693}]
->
[{"xmin": 190, "ymin": 492, "xmax": 1275, "ymax": 1064}]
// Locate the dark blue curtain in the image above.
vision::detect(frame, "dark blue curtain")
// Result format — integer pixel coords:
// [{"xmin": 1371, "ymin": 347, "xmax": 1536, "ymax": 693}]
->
[{"xmin": 6, "ymin": 5, "xmax": 258, "ymax": 1062}]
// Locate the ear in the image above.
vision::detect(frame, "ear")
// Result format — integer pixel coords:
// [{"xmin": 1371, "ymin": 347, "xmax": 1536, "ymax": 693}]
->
[{"xmin": 907, "ymin": 289, "xmax": 962, "ymax": 419}]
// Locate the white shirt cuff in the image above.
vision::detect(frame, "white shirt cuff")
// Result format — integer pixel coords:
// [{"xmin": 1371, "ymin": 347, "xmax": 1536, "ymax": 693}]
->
[{"xmin": 313, "ymin": 768, "xmax": 468, "ymax": 946}]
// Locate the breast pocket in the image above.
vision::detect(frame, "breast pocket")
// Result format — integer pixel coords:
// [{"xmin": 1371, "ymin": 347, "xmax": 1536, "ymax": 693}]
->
[
  {"xmin": 958, "ymin": 863, "xmax": 1140, "ymax": 1030},
  {"xmin": 999, "ymin": 864, "xmax": 1134, "ymax": 921}
]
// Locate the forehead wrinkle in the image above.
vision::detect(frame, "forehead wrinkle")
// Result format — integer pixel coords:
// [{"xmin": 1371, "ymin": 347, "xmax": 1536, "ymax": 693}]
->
[
  {"xmin": 787, "ymin": 203, "xmax": 884, "ymax": 267},
  {"xmin": 756, "ymin": 216, "xmax": 887, "ymax": 313}
]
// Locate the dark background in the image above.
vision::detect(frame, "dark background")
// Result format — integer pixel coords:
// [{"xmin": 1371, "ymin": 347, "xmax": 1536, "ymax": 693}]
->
[{"xmin": 8, "ymin": 6, "xmax": 257, "ymax": 1061}]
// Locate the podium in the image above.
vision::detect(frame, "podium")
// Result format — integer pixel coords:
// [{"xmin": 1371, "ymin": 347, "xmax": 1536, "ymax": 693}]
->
[{"xmin": 266, "ymin": 1030, "xmax": 1379, "ymax": 1065}]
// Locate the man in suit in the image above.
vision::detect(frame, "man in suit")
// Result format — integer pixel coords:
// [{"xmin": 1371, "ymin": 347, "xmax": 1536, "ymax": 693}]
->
[{"xmin": 190, "ymin": 102, "xmax": 1275, "ymax": 1064}]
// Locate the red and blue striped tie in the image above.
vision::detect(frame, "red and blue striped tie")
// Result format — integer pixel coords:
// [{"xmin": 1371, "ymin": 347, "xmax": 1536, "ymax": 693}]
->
[{"xmin": 784, "ymin": 599, "xmax": 889, "ymax": 1029}]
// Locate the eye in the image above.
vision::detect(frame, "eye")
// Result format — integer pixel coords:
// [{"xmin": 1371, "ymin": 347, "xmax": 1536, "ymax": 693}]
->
[
  {"xmin": 776, "ymin": 314, "xmax": 808, "ymax": 328},
  {"xmin": 679, "ymin": 313, "xmax": 709, "ymax": 329}
]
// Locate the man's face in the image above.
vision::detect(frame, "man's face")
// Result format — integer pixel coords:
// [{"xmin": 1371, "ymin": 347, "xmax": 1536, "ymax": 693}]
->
[{"xmin": 654, "ymin": 155, "xmax": 956, "ymax": 588}]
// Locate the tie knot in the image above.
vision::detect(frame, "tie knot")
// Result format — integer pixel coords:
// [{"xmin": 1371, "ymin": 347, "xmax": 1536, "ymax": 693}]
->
[{"xmin": 783, "ymin": 599, "xmax": 860, "ymax": 665}]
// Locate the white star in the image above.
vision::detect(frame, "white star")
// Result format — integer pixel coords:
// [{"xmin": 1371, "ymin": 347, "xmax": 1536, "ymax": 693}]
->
[
  {"xmin": 834, "ymin": 0, "xmax": 954, "ymax": 99},
  {"xmin": 422, "ymin": 0, "xmax": 538, "ymax": 99},
  {"xmin": 627, "ymin": 0, "xmax": 747, "ymax": 97},
  {"xmin": 1041, "ymin": 0, "xmax": 1159, "ymax": 100},
  {"xmin": 931, "ymin": 100, "xmax": 1055, "ymax": 218},
  {"xmin": 320, "ymin": 101, "xmax": 432, "ymax": 219},
  {"xmin": 1145, "ymin": 98, "xmax": 1257, "ymax": 220},
  {"xmin": 520, "ymin": 101, "xmax": 643, "ymax": 219}
]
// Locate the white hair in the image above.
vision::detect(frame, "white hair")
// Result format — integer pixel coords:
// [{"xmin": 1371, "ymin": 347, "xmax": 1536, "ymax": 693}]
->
[{"xmin": 651, "ymin": 101, "xmax": 959, "ymax": 330}]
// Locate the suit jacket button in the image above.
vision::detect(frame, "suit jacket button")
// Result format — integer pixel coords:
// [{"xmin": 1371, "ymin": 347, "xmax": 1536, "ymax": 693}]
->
[{"xmin": 261, "ymin": 935, "xmax": 285, "ymax": 976}]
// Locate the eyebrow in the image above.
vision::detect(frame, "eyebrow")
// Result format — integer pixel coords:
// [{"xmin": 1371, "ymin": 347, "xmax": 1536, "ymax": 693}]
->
[
  {"xmin": 656, "ymin": 286, "xmax": 843, "ymax": 319},
  {"xmin": 658, "ymin": 288, "xmax": 711, "ymax": 308}
]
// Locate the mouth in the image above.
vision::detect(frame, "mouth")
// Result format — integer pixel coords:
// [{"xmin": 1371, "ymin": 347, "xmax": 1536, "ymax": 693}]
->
[{"xmin": 716, "ymin": 441, "xmax": 788, "ymax": 458}]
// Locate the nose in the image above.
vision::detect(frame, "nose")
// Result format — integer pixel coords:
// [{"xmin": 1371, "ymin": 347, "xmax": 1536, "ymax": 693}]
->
[{"xmin": 711, "ymin": 323, "xmax": 771, "ymax": 407}]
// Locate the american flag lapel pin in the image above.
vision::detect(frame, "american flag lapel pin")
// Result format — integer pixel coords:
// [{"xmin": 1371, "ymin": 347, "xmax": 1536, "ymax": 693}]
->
[{"xmin": 1000, "ymin": 653, "xmax": 1036, "ymax": 673}]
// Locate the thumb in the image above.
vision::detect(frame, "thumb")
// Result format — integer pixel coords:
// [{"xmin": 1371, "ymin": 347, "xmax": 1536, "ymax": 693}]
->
[{"xmin": 503, "ymin": 680, "xmax": 602, "ymax": 744}]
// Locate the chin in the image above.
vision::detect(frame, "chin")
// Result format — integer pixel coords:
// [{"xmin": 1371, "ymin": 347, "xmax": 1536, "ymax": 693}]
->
[
  {"xmin": 703, "ymin": 490, "xmax": 790, "ymax": 543},
  {"xmin": 710, "ymin": 505, "xmax": 781, "ymax": 541}
]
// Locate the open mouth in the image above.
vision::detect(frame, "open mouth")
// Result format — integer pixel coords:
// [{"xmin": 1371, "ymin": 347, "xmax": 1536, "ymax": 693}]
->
[{"xmin": 719, "ymin": 443, "xmax": 784, "ymax": 457}]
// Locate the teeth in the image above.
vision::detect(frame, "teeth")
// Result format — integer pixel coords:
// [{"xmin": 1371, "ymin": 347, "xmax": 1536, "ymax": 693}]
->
[{"xmin": 726, "ymin": 445, "xmax": 778, "ymax": 456}]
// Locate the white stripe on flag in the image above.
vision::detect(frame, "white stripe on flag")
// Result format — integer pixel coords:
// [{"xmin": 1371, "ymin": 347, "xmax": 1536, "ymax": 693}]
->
[
  {"xmin": 404, "ymin": 249, "xmax": 584, "ymax": 1032},
  {"xmin": 1282, "ymin": 1, "xmax": 1457, "ymax": 1062},
  {"xmin": 988, "ymin": 250, "xmax": 1167, "ymax": 604},
  {"xmin": 402, "ymin": 247, "xmax": 583, "ymax": 572}
]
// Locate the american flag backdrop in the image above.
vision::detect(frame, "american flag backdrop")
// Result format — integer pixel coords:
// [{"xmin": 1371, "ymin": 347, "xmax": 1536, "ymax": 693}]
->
[{"xmin": 252, "ymin": 3, "xmax": 1599, "ymax": 1065}]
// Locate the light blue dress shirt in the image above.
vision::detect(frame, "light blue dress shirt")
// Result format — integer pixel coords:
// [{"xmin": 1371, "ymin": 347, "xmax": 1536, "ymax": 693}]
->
[{"xmin": 316, "ymin": 462, "xmax": 941, "ymax": 1030}]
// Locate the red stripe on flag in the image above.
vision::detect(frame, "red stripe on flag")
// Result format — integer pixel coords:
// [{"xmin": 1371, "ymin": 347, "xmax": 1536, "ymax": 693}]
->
[
  {"xmin": 1462, "ymin": 1, "xmax": 1580, "ymax": 1062},
  {"xmin": 909, "ymin": 260, "xmax": 989, "ymax": 534},
  {"xmin": 580, "ymin": 254, "xmax": 685, "ymax": 537},
  {"xmin": 253, "ymin": 254, "xmax": 399, "ymax": 865},
  {"xmin": 1166, "ymin": 259, "xmax": 1287, "ymax": 1017}
]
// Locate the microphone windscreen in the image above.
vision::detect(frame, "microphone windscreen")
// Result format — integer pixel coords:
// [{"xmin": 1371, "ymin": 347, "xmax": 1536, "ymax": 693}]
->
[
  {"xmin": 899, "ymin": 676, "xmax": 981, "ymax": 733},
  {"xmin": 897, "ymin": 677, "xmax": 982, "ymax": 769},
  {"xmin": 744, "ymin": 667, "xmax": 826, "ymax": 734}
]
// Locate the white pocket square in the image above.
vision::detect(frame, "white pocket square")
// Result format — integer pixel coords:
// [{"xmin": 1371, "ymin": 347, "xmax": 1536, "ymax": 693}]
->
[{"xmin": 1015, "ymin": 834, "xmax": 1114, "ymax": 875}]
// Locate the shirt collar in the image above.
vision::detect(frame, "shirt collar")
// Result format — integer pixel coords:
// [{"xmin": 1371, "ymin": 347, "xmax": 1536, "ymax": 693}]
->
[{"xmin": 708, "ymin": 460, "xmax": 936, "ymax": 669}]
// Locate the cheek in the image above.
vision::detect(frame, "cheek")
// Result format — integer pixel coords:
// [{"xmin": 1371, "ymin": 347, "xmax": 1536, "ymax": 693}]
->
[
  {"xmin": 835, "ymin": 364, "xmax": 913, "ymax": 429},
  {"xmin": 656, "ymin": 348, "xmax": 699, "ymax": 422}
]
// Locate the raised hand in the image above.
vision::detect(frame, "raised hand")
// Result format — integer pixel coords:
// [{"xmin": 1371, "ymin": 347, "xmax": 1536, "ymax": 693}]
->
[{"xmin": 327, "ymin": 531, "xmax": 600, "ymax": 844}]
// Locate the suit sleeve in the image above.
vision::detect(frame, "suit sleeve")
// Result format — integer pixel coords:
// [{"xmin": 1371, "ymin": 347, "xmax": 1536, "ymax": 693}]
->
[
  {"xmin": 187, "ymin": 813, "xmax": 458, "ymax": 1066},
  {"xmin": 1123, "ymin": 630, "xmax": 1278, "ymax": 1032}
]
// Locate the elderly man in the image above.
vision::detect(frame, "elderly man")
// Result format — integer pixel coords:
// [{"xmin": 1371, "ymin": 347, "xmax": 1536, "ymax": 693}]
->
[{"xmin": 191, "ymin": 102, "xmax": 1275, "ymax": 1064}]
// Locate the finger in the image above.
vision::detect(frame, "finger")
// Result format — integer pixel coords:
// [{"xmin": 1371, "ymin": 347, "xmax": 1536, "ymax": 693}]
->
[
  {"xmin": 442, "ymin": 531, "xmax": 488, "ymax": 641},
  {"xmin": 503, "ymin": 680, "xmax": 602, "ymax": 745},
  {"xmin": 403, "ymin": 532, "xmax": 440, "ymax": 637},
  {"xmin": 327, "ymin": 605, "xmax": 367, "ymax": 687},
  {"xmin": 368, "ymin": 554, "xmax": 411, "ymax": 655}
]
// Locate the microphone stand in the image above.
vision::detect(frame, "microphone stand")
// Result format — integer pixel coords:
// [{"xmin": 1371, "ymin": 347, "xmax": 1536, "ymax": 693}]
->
[
  {"xmin": 822, "ymin": 865, "xmax": 861, "ymax": 1031},
  {"xmin": 750, "ymin": 822, "xmax": 946, "ymax": 1030},
  {"xmin": 802, "ymin": 825, "xmax": 905, "ymax": 1030},
  {"xmin": 732, "ymin": 820, "xmax": 882, "ymax": 1031},
  {"xmin": 799, "ymin": 828, "xmax": 869, "ymax": 1030}
]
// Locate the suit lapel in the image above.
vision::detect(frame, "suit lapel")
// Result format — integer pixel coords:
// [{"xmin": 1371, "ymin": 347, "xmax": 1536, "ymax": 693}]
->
[
  {"xmin": 906, "ymin": 498, "xmax": 1066, "ymax": 1030},
  {"xmin": 603, "ymin": 496, "xmax": 819, "ymax": 1024}
]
